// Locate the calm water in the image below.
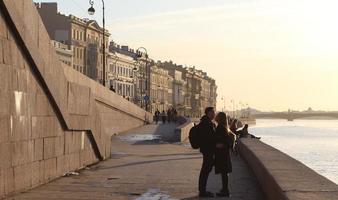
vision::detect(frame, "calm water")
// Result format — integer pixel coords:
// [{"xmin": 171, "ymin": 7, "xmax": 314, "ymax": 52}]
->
[{"xmin": 250, "ymin": 119, "xmax": 338, "ymax": 184}]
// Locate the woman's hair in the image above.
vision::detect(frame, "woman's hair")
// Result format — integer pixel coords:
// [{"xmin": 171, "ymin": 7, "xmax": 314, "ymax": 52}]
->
[{"xmin": 216, "ymin": 112, "xmax": 228, "ymax": 130}]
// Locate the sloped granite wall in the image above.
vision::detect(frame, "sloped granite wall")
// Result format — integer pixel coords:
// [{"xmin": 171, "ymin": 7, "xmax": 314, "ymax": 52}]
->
[{"xmin": 0, "ymin": 0, "xmax": 152, "ymax": 198}]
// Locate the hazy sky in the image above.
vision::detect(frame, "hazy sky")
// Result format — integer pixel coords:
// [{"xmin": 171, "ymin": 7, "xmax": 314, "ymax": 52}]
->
[{"xmin": 34, "ymin": 0, "xmax": 338, "ymax": 111}]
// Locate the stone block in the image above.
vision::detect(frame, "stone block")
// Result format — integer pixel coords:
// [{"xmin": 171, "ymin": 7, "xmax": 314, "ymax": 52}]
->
[
  {"xmin": 0, "ymin": 143, "xmax": 11, "ymax": 168},
  {"xmin": 0, "ymin": 39, "xmax": 3, "ymax": 64},
  {"xmin": 0, "ymin": 14, "xmax": 7, "ymax": 39},
  {"xmin": 11, "ymin": 90, "xmax": 28, "ymax": 117},
  {"xmin": 27, "ymin": 139, "xmax": 34, "ymax": 163},
  {"xmin": 43, "ymin": 137, "xmax": 56, "ymax": 160},
  {"xmin": 31, "ymin": 116, "xmax": 57, "ymax": 139},
  {"xmin": 44, "ymin": 158, "xmax": 56, "ymax": 181},
  {"xmin": 56, "ymin": 155, "xmax": 68, "ymax": 177},
  {"xmin": 16, "ymin": 69, "xmax": 28, "ymax": 92},
  {"xmin": 0, "ymin": 64, "xmax": 11, "ymax": 92},
  {"xmin": 0, "ymin": 116, "xmax": 10, "ymax": 143},
  {"xmin": 4, "ymin": 167, "xmax": 14, "ymax": 195},
  {"xmin": 35, "ymin": 94, "xmax": 54, "ymax": 116},
  {"xmin": 0, "ymin": 169, "xmax": 4, "ymax": 198},
  {"xmin": 55, "ymin": 135, "xmax": 65, "ymax": 156},
  {"xmin": 30, "ymin": 161, "xmax": 40, "ymax": 187},
  {"xmin": 2, "ymin": 39, "xmax": 11, "ymax": 65},
  {"xmin": 37, "ymin": 18, "xmax": 51, "ymax": 73},
  {"xmin": 12, "ymin": 141, "xmax": 28, "ymax": 166},
  {"xmin": 67, "ymin": 153, "xmax": 80, "ymax": 171},
  {"xmin": 43, "ymin": 117, "xmax": 61, "ymax": 138},
  {"xmin": 10, "ymin": 39, "xmax": 24, "ymax": 70},
  {"xmin": 14, "ymin": 164, "xmax": 31, "ymax": 192},
  {"xmin": 10, "ymin": 116, "xmax": 29, "ymax": 141},
  {"xmin": 0, "ymin": 91, "xmax": 11, "ymax": 116},
  {"xmin": 65, "ymin": 131, "xmax": 81, "ymax": 154},
  {"xmin": 68, "ymin": 83, "xmax": 91, "ymax": 115},
  {"xmin": 38, "ymin": 161, "xmax": 45, "ymax": 184},
  {"xmin": 33, "ymin": 138, "xmax": 43, "ymax": 161},
  {"xmin": 2, "ymin": 1, "xmax": 25, "ymax": 29},
  {"xmin": 23, "ymin": 0, "xmax": 39, "ymax": 46}
]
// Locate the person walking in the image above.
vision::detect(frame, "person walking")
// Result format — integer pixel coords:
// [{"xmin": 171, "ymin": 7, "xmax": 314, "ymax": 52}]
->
[
  {"xmin": 161, "ymin": 110, "xmax": 167, "ymax": 124},
  {"xmin": 198, "ymin": 107, "xmax": 216, "ymax": 198},
  {"xmin": 167, "ymin": 108, "xmax": 172, "ymax": 123},
  {"xmin": 154, "ymin": 109, "xmax": 160, "ymax": 124},
  {"xmin": 214, "ymin": 112, "xmax": 236, "ymax": 197},
  {"xmin": 173, "ymin": 108, "xmax": 178, "ymax": 123}
]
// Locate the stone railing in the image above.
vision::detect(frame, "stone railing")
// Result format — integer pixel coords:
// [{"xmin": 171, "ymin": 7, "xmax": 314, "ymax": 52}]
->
[
  {"xmin": 175, "ymin": 117, "xmax": 194, "ymax": 142},
  {"xmin": 238, "ymin": 139, "xmax": 338, "ymax": 200}
]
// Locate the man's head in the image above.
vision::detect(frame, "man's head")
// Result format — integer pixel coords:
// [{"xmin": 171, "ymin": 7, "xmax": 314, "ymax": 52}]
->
[{"xmin": 205, "ymin": 107, "xmax": 215, "ymax": 120}]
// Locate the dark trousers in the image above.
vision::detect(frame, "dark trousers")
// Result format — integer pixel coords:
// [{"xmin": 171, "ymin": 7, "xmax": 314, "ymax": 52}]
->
[
  {"xmin": 221, "ymin": 173, "xmax": 229, "ymax": 192},
  {"xmin": 199, "ymin": 153, "xmax": 214, "ymax": 192}
]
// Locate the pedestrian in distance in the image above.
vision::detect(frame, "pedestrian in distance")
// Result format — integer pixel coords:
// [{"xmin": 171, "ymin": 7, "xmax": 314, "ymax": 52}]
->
[
  {"xmin": 173, "ymin": 108, "xmax": 178, "ymax": 123},
  {"xmin": 167, "ymin": 108, "xmax": 172, "ymax": 123},
  {"xmin": 214, "ymin": 112, "xmax": 236, "ymax": 197},
  {"xmin": 161, "ymin": 110, "xmax": 167, "ymax": 124},
  {"xmin": 154, "ymin": 109, "xmax": 160, "ymax": 124},
  {"xmin": 238, "ymin": 124, "xmax": 261, "ymax": 139}
]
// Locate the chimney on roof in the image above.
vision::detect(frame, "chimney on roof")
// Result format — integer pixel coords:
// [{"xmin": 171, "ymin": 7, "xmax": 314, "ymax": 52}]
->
[{"xmin": 39, "ymin": 2, "xmax": 58, "ymax": 14}]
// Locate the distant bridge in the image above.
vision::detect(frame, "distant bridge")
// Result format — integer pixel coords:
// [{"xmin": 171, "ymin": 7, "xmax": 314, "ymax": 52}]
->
[{"xmin": 252, "ymin": 112, "xmax": 338, "ymax": 121}]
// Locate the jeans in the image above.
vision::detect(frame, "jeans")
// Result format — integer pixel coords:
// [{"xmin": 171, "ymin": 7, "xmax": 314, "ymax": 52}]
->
[{"xmin": 198, "ymin": 152, "xmax": 214, "ymax": 192}]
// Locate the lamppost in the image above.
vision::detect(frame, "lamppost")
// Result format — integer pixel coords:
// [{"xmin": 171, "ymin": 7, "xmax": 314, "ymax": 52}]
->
[
  {"xmin": 132, "ymin": 61, "xmax": 142, "ymax": 106},
  {"xmin": 231, "ymin": 99, "xmax": 235, "ymax": 118},
  {"xmin": 88, "ymin": 0, "xmax": 106, "ymax": 87},
  {"xmin": 135, "ymin": 47, "xmax": 149, "ymax": 111},
  {"xmin": 221, "ymin": 96, "xmax": 226, "ymax": 112}
]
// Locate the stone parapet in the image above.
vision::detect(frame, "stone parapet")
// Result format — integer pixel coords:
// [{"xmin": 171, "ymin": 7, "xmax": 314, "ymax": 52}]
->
[
  {"xmin": 175, "ymin": 117, "xmax": 194, "ymax": 142},
  {"xmin": 238, "ymin": 139, "xmax": 338, "ymax": 200}
]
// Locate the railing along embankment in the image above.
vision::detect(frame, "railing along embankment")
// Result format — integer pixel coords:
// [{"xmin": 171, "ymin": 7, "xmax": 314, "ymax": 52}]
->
[{"xmin": 238, "ymin": 139, "xmax": 338, "ymax": 200}]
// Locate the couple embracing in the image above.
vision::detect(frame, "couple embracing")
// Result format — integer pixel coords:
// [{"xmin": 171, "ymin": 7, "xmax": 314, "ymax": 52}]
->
[{"xmin": 191, "ymin": 107, "xmax": 236, "ymax": 198}]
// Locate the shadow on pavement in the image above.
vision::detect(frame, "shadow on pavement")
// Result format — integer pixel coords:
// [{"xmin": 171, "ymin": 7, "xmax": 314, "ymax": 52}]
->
[
  {"xmin": 142, "ymin": 152, "xmax": 200, "ymax": 158},
  {"xmin": 94, "ymin": 156, "xmax": 201, "ymax": 171}
]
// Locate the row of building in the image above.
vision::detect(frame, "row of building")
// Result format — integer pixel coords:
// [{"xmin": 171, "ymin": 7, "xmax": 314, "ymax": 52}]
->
[{"xmin": 36, "ymin": 3, "xmax": 217, "ymax": 118}]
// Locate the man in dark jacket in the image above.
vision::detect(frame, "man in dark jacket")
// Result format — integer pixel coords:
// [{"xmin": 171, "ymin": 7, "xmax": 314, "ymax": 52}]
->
[{"xmin": 198, "ymin": 107, "xmax": 216, "ymax": 197}]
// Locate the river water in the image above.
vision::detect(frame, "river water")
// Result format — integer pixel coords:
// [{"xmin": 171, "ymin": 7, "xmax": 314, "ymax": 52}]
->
[{"xmin": 250, "ymin": 119, "xmax": 338, "ymax": 184}]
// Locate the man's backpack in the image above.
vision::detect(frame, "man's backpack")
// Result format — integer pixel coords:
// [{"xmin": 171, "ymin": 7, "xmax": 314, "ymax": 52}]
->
[{"xmin": 189, "ymin": 123, "xmax": 202, "ymax": 149}]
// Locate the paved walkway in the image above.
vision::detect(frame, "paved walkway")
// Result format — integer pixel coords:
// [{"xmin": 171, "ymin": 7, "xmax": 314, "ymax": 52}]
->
[{"xmin": 9, "ymin": 124, "xmax": 264, "ymax": 200}]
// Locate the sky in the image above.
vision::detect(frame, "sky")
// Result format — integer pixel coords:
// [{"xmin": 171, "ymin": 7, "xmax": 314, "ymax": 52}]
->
[{"xmin": 34, "ymin": 0, "xmax": 338, "ymax": 112}]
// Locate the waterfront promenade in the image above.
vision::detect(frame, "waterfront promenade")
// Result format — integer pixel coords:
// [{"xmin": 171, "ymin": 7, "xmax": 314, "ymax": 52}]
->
[{"xmin": 9, "ymin": 124, "xmax": 264, "ymax": 200}]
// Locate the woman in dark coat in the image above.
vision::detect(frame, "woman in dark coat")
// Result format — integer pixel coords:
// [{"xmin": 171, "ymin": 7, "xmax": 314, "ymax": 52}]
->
[{"xmin": 215, "ymin": 112, "xmax": 236, "ymax": 197}]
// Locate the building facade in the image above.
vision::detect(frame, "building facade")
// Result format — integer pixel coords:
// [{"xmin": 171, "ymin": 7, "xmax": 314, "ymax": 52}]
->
[
  {"xmin": 107, "ymin": 51, "xmax": 137, "ymax": 102},
  {"xmin": 110, "ymin": 43, "xmax": 152, "ymax": 110},
  {"xmin": 36, "ymin": 3, "xmax": 110, "ymax": 83},
  {"xmin": 51, "ymin": 40, "xmax": 73, "ymax": 67},
  {"xmin": 150, "ymin": 65, "xmax": 171, "ymax": 113}
]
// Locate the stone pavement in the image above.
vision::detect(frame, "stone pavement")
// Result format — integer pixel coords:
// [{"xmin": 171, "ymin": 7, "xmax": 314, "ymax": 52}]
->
[{"xmin": 8, "ymin": 124, "xmax": 265, "ymax": 200}]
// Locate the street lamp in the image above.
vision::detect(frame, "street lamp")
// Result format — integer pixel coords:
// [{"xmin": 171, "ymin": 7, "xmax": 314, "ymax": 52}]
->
[
  {"xmin": 135, "ymin": 47, "xmax": 149, "ymax": 111},
  {"xmin": 221, "ymin": 96, "xmax": 226, "ymax": 112},
  {"xmin": 88, "ymin": 0, "xmax": 106, "ymax": 87}
]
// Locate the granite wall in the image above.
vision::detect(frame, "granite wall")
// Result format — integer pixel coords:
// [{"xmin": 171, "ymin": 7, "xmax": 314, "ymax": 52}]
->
[
  {"xmin": 238, "ymin": 139, "xmax": 338, "ymax": 200},
  {"xmin": 0, "ymin": 0, "xmax": 152, "ymax": 198}
]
